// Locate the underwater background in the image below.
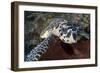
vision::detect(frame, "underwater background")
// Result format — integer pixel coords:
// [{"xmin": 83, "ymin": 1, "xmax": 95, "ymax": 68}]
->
[{"xmin": 24, "ymin": 11, "xmax": 90, "ymax": 61}]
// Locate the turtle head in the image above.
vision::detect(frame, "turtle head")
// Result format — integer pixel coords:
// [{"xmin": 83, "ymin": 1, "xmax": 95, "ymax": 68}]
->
[{"xmin": 58, "ymin": 22, "xmax": 89, "ymax": 44}]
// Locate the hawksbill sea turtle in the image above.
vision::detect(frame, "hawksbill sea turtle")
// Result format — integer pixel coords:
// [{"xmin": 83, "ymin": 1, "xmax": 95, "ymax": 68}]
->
[{"xmin": 25, "ymin": 18, "xmax": 89, "ymax": 61}]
